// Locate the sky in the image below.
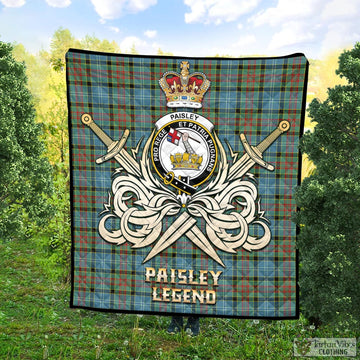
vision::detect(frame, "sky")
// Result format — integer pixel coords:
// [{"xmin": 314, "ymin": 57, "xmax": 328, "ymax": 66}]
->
[{"xmin": 0, "ymin": 0, "xmax": 359, "ymax": 59}]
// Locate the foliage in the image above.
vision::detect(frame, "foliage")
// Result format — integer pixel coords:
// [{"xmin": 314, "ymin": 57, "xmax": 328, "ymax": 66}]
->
[
  {"xmin": 301, "ymin": 50, "xmax": 350, "ymax": 180},
  {"xmin": 36, "ymin": 169, "xmax": 71, "ymax": 282},
  {"xmin": 307, "ymin": 49, "xmax": 349, "ymax": 105},
  {"xmin": 1, "ymin": 237, "xmax": 359, "ymax": 359},
  {"xmin": 157, "ymin": 48, "xmax": 174, "ymax": 56},
  {"xmin": 48, "ymin": 27, "xmax": 120, "ymax": 71},
  {"xmin": 11, "ymin": 28, "xmax": 124, "ymax": 281},
  {"xmin": 0, "ymin": 41, "xmax": 53, "ymax": 240},
  {"xmin": 295, "ymin": 42, "xmax": 360, "ymax": 330}
]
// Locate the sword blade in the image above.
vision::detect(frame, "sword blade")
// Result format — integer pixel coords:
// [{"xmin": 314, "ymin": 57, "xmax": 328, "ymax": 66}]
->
[
  {"xmin": 81, "ymin": 113, "xmax": 141, "ymax": 176},
  {"xmin": 227, "ymin": 153, "xmax": 254, "ymax": 181},
  {"xmin": 143, "ymin": 211, "xmax": 226, "ymax": 267},
  {"xmin": 114, "ymin": 151, "xmax": 141, "ymax": 177},
  {"xmin": 228, "ymin": 120, "xmax": 290, "ymax": 181},
  {"xmin": 143, "ymin": 212, "xmax": 196, "ymax": 263},
  {"xmin": 186, "ymin": 226, "xmax": 225, "ymax": 267}
]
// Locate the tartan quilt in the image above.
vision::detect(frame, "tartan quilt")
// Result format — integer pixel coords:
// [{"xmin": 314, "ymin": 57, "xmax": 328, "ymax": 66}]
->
[{"xmin": 66, "ymin": 49, "xmax": 308, "ymax": 318}]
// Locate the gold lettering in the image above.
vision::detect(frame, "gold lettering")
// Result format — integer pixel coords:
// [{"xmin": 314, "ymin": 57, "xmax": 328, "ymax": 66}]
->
[
  {"xmin": 206, "ymin": 290, "xmax": 216, "ymax": 304},
  {"xmin": 145, "ymin": 267, "xmax": 156, "ymax": 282},
  {"xmin": 192, "ymin": 289, "xmax": 205, "ymax": 304},
  {"xmin": 178, "ymin": 269, "xmax": 187, "ymax": 284},
  {"xmin": 152, "ymin": 287, "xmax": 161, "ymax": 301},
  {"xmin": 183, "ymin": 289, "xmax": 191, "ymax": 303},
  {"xmin": 150, "ymin": 287, "xmax": 217, "ymax": 304},
  {"xmin": 147, "ymin": 268, "xmax": 222, "ymax": 305},
  {"xmin": 162, "ymin": 287, "xmax": 171, "ymax": 302},
  {"xmin": 188, "ymin": 270, "xmax": 198, "ymax": 285},
  {"xmin": 172, "ymin": 288, "xmax": 182, "ymax": 302},
  {"xmin": 156, "ymin": 268, "xmax": 168, "ymax": 283},
  {"xmin": 209, "ymin": 270, "xmax": 222, "ymax": 286},
  {"xmin": 199, "ymin": 270, "xmax": 208, "ymax": 285},
  {"xmin": 170, "ymin": 268, "xmax": 176, "ymax": 284}
]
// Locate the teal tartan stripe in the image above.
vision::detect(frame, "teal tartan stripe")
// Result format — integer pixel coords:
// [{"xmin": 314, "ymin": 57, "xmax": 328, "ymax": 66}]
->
[{"xmin": 67, "ymin": 49, "xmax": 308, "ymax": 318}]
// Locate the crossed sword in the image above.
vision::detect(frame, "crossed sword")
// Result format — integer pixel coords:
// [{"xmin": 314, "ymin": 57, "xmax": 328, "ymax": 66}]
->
[{"xmin": 81, "ymin": 113, "xmax": 290, "ymax": 267}]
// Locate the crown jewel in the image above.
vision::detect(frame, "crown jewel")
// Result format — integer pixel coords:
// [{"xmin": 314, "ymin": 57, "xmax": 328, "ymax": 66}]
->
[{"xmin": 159, "ymin": 61, "xmax": 210, "ymax": 109}]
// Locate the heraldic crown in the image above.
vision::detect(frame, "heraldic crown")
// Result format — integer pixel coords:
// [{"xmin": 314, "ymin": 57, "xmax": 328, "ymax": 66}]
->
[
  {"xmin": 170, "ymin": 152, "xmax": 203, "ymax": 170},
  {"xmin": 159, "ymin": 61, "xmax": 211, "ymax": 108}
]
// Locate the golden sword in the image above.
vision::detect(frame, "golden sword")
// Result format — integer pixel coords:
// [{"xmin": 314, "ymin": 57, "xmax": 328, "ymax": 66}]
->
[
  {"xmin": 81, "ymin": 113, "xmax": 141, "ymax": 177},
  {"xmin": 82, "ymin": 114, "xmax": 290, "ymax": 267},
  {"xmin": 228, "ymin": 120, "xmax": 290, "ymax": 181},
  {"xmin": 143, "ymin": 212, "xmax": 225, "ymax": 267},
  {"xmin": 143, "ymin": 120, "xmax": 291, "ymax": 267}
]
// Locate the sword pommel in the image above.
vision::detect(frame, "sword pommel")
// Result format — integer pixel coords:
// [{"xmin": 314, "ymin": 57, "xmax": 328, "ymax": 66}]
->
[
  {"xmin": 81, "ymin": 113, "xmax": 113, "ymax": 147},
  {"xmin": 256, "ymin": 120, "xmax": 290, "ymax": 154},
  {"xmin": 228, "ymin": 120, "xmax": 291, "ymax": 180},
  {"xmin": 278, "ymin": 120, "xmax": 290, "ymax": 133},
  {"xmin": 81, "ymin": 113, "xmax": 141, "ymax": 176},
  {"xmin": 81, "ymin": 113, "xmax": 94, "ymax": 126}
]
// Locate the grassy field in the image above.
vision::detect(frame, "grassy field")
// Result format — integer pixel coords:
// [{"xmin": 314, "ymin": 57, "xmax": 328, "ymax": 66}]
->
[{"xmin": 0, "ymin": 238, "xmax": 359, "ymax": 360}]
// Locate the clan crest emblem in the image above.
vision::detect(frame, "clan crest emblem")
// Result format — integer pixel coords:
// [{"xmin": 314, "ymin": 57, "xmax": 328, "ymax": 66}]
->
[
  {"xmin": 81, "ymin": 60, "xmax": 290, "ymax": 267},
  {"xmin": 152, "ymin": 61, "xmax": 216, "ymax": 199},
  {"xmin": 151, "ymin": 112, "xmax": 217, "ymax": 199}
]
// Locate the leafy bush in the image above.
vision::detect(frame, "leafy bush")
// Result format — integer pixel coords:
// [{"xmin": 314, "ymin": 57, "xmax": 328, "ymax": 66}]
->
[
  {"xmin": 36, "ymin": 169, "xmax": 71, "ymax": 281},
  {"xmin": 0, "ymin": 41, "xmax": 53, "ymax": 240},
  {"xmin": 295, "ymin": 43, "xmax": 360, "ymax": 330}
]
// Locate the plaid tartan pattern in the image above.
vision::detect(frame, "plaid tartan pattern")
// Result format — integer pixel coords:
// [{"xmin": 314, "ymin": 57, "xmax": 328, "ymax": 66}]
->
[{"xmin": 67, "ymin": 49, "xmax": 308, "ymax": 318}]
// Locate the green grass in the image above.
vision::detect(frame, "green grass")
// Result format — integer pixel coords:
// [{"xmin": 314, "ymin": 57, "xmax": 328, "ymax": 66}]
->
[{"xmin": 0, "ymin": 238, "xmax": 359, "ymax": 359}]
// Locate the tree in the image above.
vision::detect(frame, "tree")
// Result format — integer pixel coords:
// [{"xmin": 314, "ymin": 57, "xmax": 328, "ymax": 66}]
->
[
  {"xmin": 48, "ymin": 28, "xmax": 121, "ymax": 71},
  {"xmin": 48, "ymin": 27, "xmax": 79, "ymax": 71},
  {"xmin": 79, "ymin": 34, "xmax": 120, "ymax": 53},
  {"xmin": 294, "ymin": 43, "xmax": 360, "ymax": 329},
  {"xmin": 157, "ymin": 48, "xmax": 173, "ymax": 56},
  {"xmin": 0, "ymin": 41, "xmax": 53, "ymax": 239}
]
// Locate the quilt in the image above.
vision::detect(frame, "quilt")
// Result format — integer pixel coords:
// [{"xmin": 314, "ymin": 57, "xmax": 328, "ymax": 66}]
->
[{"xmin": 67, "ymin": 49, "xmax": 308, "ymax": 318}]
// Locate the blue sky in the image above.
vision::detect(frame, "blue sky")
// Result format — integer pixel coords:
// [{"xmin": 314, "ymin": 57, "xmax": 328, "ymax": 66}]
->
[{"xmin": 0, "ymin": 0, "xmax": 359, "ymax": 58}]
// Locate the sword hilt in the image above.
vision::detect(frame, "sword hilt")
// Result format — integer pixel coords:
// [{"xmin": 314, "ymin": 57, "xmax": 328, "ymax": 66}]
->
[
  {"xmin": 81, "ymin": 113, "xmax": 113, "ymax": 147},
  {"xmin": 257, "ymin": 120, "xmax": 290, "ymax": 153},
  {"xmin": 96, "ymin": 129, "xmax": 130, "ymax": 164},
  {"xmin": 240, "ymin": 120, "xmax": 290, "ymax": 172},
  {"xmin": 240, "ymin": 133, "xmax": 275, "ymax": 171},
  {"xmin": 81, "ymin": 113, "xmax": 131, "ymax": 165},
  {"xmin": 81, "ymin": 113, "xmax": 141, "ymax": 177}
]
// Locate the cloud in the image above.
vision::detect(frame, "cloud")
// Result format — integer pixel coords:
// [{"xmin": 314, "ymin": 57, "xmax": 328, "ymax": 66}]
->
[
  {"xmin": 0, "ymin": 0, "xmax": 25, "ymax": 7},
  {"xmin": 268, "ymin": 21, "xmax": 315, "ymax": 51},
  {"xmin": 108, "ymin": 26, "xmax": 120, "ymax": 33},
  {"xmin": 321, "ymin": 0, "xmax": 360, "ymax": 19},
  {"xmin": 120, "ymin": 36, "xmax": 147, "ymax": 52},
  {"xmin": 90, "ymin": 0, "xmax": 157, "ymax": 20},
  {"xmin": 320, "ymin": 21, "xmax": 360, "ymax": 56},
  {"xmin": 45, "ymin": 0, "xmax": 71, "ymax": 7},
  {"xmin": 249, "ymin": 0, "xmax": 360, "ymax": 56},
  {"xmin": 119, "ymin": 35, "xmax": 162, "ymax": 55},
  {"xmin": 235, "ymin": 34, "xmax": 256, "ymax": 47},
  {"xmin": 250, "ymin": 0, "xmax": 323, "ymax": 27},
  {"xmin": 251, "ymin": 0, "xmax": 359, "ymax": 27},
  {"xmin": 184, "ymin": 0, "xmax": 260, "ymax": 24},
  {"xmin": 144, "ymin": 30, "xmax": 157, "ymax": 38}
]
